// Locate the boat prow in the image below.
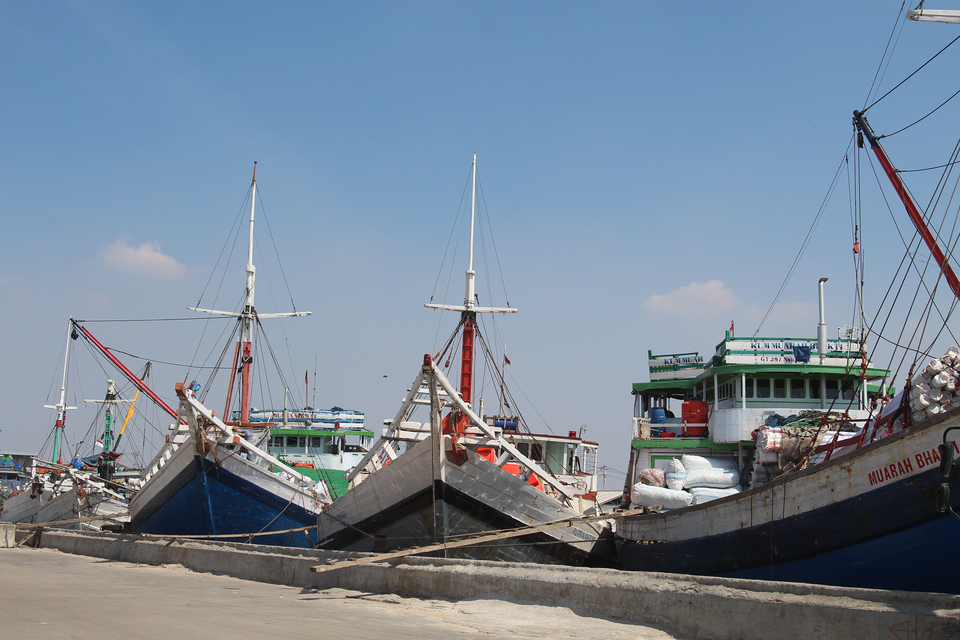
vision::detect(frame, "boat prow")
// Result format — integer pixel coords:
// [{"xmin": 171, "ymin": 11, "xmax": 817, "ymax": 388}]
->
[{"xmin": 316, "ymin": 356, "xmax": 616, "ymax": 565}]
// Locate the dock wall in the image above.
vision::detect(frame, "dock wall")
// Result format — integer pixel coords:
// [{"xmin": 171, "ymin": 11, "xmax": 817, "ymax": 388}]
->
[{"xmin": 18, "ymin": 529, "xmax": 960, "ymax": 640}]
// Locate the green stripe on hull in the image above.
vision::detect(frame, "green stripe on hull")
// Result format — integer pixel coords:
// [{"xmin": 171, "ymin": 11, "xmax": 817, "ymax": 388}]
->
[
  {"xmin": 275, "ymin": 462, "xmax": 350, "ymax": 500},
  {"xmin": 631, "ymin": 439, "xmax": 741, "ymax": 451}
]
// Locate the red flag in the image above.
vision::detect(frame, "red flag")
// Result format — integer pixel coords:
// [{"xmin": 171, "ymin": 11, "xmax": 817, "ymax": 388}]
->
[
  {"xmin": 305, "ymin": 370, "xmax": 308, "ymax": 385},
  {"xmin": 504, "ymin": 354, "xmax": 511, "ymax": 366}
]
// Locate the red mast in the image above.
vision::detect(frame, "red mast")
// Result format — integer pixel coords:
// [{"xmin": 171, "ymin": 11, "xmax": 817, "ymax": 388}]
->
[
  {"xmin": 460, "ymin": 317, "xmax": 475, "ymax": 405},
  {"xmin": 854, "ymin": 111, "xmax": 960, "ymax": 300}
]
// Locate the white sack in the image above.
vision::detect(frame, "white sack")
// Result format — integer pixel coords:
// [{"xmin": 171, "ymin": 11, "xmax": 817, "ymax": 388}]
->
[
  {"xmin": 665, "ymin": 458, "xmax": 685, "ymax": 491},
  {"xmin": 630, "ymin": 483, "xmax": 694, "ymax": 510},
  {"xmin": 683, "ymin": 467, "xmax": 740, "ymax": 489}
]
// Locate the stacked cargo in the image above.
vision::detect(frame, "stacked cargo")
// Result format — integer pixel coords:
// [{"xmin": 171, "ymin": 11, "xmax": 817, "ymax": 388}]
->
[
  {"xmin": 909, "ymin": 346, "xmax": 960, "ymax": 424},
  {"xmin": 630, "ymin": 454, "xmax": 740, "ymax": 510}
]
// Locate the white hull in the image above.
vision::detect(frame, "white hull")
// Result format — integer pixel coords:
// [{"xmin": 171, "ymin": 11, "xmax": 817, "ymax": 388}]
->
[
  {"xmin": 1, "ymin": 472, "xmax": 128, "ymax": 531},
  {"xmin": 617, "ymin": 408, "xmax": 960, "ymax": 592},
  {"xmin": 318, "ymin": 433, "xmax": 615, "ymax": 565}
]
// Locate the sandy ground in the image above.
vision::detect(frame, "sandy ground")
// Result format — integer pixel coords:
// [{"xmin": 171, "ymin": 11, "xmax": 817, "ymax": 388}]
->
[{"xmin": 0, "ymin": 547, "xmax": 688, "ymax": 639}]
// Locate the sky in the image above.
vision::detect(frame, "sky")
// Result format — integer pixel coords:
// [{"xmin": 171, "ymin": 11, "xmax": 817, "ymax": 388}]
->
[{"xmin": 4, "ymin": 2, "xmax": 960, "ymax": 491}]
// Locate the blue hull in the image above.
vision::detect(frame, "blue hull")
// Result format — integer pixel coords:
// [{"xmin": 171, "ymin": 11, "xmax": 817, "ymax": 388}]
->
[
  {"xmin": 722, "ymin": 511, "xmax": 959, "ymax": 592},
  {"xmin": 132, "ymin": 455, "xmax": 317, "ymax": 548},
  {"xmin": 618, "ymin": 459, "xmax": 960, "ymax": 594}
]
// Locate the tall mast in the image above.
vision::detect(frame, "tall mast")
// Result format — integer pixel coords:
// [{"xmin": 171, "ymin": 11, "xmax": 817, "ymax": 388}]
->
[
  {"xmin": 465, "ymin": 154, "xmax": 477, "ymax": 312},
  {"xmin": 85, "ymin": 379, "xmax": 131, "ymax": 480},
  {"xmin": 237, "ymin": 161, "xmax": 258, "ymax": 424},
  {"xmin": 460, "ymin": 154, "xmax": 478, "ymax": 403},
  {"xmin": 425, "ymin": 154, "xmax": 516, "ymax": 408},
  {"xmin": 854, "ymin": 111, "xmax": 960, "ymax": 301},
  {"xmin": 189, "ymin": 162, "xmax": 310, "ymax": 425},
  {"xmin": 85, "ymin": 379, "xmax": 131, "ymax": 453},
  {"xmin": 45, "ymin": 317, "xmax": 77, "ymax": 464}
]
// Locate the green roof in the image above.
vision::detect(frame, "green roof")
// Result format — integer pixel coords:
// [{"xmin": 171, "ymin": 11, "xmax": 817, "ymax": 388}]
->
[
  {"xmin": 633, "ymin": 362, "xmax": 891, "ymax": 395},
  {"xmin": 270, "ymin": 427, "xmax": 374, "ymax": 437}
]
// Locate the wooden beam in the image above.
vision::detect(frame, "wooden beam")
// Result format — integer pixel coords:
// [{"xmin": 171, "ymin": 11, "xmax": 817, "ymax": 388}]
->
[
  {"xmin": 14, "ymin": 512, "xmax": 130, "ymax": 529},
  {"xmin": 310, "ymin": 508, "xmax": 647, "ymax": 573}
]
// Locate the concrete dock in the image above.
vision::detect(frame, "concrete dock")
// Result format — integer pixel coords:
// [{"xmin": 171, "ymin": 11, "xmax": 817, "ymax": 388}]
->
[
  {"xmin": 3, "ymin": 524, "xmax": 959, "ymax": 639},
  {"xmin": 1, "ymin": 547, "xmax": 681, "ymax": 640}
]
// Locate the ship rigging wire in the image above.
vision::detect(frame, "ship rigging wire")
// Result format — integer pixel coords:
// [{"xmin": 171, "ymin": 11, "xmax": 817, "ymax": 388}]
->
[
  {"xmin": 860, "ymin": 1, "xmax": 910, "ymax": 113},
  {"xmin": 752, "ymin": 149, "xmax": 849, "ymax": 337},
  {"xmin": 760, "ymin": 1, "xmax": 960, "ymax": 386}
]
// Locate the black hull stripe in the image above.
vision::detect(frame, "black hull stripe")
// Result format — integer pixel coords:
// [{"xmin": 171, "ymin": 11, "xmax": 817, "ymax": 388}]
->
[{"xmin": 318, "ymin": 480, "xmax": 615, "ymax": 567}]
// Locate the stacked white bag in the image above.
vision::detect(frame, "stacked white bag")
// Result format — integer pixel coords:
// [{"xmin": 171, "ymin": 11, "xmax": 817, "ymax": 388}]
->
[
  {"xmin": 631, "ymin": 454, "xmax": 741, "ymax": 510},
  {"xmin": 752, "ymin": 426, "xmax": 783, "ymax": 486},
  {"xmin": 909, "ymin": 346, "xmax": 960, "ymax": 424},
  {"xmin": 630, "ymin": 482, "xmax": 694, "ymax": 510}
]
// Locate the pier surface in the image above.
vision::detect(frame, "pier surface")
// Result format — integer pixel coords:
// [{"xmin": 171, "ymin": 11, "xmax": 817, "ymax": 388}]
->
[
  {"xmin": 4, "ymin": 525, "xmax": 960, "ymax": 639},
  {"xmin": 0, "ymin": 547, "xmax": 681, "ymax": 640}
]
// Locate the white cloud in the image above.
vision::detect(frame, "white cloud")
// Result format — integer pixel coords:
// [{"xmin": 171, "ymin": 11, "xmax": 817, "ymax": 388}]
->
[
  {"xmin": 100, "ymin": 238, "xmax": 188, "ymax": 278},
  {"xmin": 644, "ymin": 280, "xmax": 739, "ymax": 314}
]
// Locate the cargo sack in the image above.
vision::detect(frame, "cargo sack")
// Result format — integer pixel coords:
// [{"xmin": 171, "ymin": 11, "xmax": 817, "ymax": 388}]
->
[
  {"xmin": 630, "ymin": 483, "xmax": 694, "ymax": 510},
  {"xmin": 638, "ymin": 467, "xmax": 665, "ymax": 487},
  {"xmin": 683, "ymin": 467, "xmax": 740, "ymax": 489},
  {"xmin": 665, "ymin": 458, "xmax": 685, "ymax": 490}
]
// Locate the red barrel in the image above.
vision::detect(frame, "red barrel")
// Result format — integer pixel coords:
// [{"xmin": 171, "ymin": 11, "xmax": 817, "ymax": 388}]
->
[{"xmin": 682, "ymin": 399, "xmax": 708, "ymax": 436}]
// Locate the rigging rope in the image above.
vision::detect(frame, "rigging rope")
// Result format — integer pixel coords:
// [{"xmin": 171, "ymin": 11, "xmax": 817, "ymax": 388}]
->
[
  {"xmin": 861, "ymin": 1, "xmax": 910, "ymax": 113},
  {"xmin": 863, "ymin": 30, "xmax": 960, "ymax": 116},
  {"xmin": 753, "ymin": 146, "xmax": 850, "ymax": 336}
]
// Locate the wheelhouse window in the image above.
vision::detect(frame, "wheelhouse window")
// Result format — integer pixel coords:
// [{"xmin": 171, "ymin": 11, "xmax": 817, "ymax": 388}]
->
[
  {"xmin": 756, "ymin": 378, "xmax": 771, "ymax": 398},
  {"xmin": 516, "ymin": 443, "xmax": 544, "ymax": 462},
  {"xmin": 791, "ymin": 379, "xmax": 806, "ymax": 399},
  {"xmin": 773, "ymin": 379, "xmax": 786, "ymax": 399},
  {"xmin": 718, "ymin": 382, "xmax": 730, "ymax": 401},
  {"xmin": 841, "ymin": 380, "xmax": 855, "ymax": 400},
  {"xmin": 826, "ymin": 380, "xmax": 839, "ymax": 399}
]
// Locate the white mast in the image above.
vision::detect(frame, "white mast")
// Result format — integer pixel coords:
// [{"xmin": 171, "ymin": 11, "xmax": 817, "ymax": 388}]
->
[
  {"xmin": 425, "ymin": 154, "xmax": 517, "ymax": 317},
  {"xmin": 424, "ymin": 154, "xmax": 516, "ymax": 406},
  {"xmin": 465, "ymin": 153, "xmax": 477, "ymax": 310},
  {"xmin": 45, "ymin": 317, "xmax": 78, "ymax": 464},
  {"xmin": 189, "ymin": 163, "xmax": 311, "ymax": 424}
]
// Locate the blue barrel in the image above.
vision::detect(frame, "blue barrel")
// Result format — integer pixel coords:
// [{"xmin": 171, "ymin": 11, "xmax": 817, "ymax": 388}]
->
[
  {"xmin": 650, "ymin": 408, "xmax": 666, "ymax": 424},
  {"xmin": 494, "ymin": 419, "xmax": 518, "ymax": 430}
]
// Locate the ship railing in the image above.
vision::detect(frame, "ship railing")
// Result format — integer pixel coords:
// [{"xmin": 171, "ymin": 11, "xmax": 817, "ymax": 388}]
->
[
  {"xmin": 632, "ymin": 416, "xmax": 650, "ymax": 440},
  {"xmin": 140, "ymin": 422, "xmax": 190, "ymax": 482},
  {"xmin": 348, "ymin": 359, "xmax": 576, "ymax": 500},
  {"xmin": 551, "ymin": 472, "xmax": 595, "ymax": 494},
  {"xmin": 175, "ymin": 384, "xmax": 326, "ymax": 499},
  {"xmin": 808, "ymin": 428, "xmax": 867, "ymax": 465},
  {"xmin": 381, "ymin": 422, "xmax": 429, "ymax": 442}
]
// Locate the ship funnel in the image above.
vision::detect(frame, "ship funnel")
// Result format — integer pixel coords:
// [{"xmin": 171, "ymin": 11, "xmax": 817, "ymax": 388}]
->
[
  {"xmin": 818, "ymin": 278, "xmax": 828, "ymax": 409},
  {"xmin": 818, "ymin": 278, "xmax": 828, "ymax": 364}
]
